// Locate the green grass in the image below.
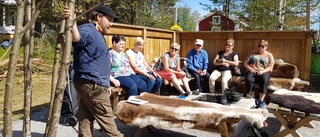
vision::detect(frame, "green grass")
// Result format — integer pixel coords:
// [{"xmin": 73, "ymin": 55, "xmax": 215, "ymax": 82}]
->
[{"xmin": 0, "ymin": 36, "xmax": 57, "ymax": 125}]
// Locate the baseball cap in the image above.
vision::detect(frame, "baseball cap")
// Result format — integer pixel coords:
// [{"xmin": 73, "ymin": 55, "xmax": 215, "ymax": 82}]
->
[
  {"xmin": 195, "ymin": 39, "xmax": 204, "ymax": 46},
  {"xmin": 95, "ymin": 5, "xmax": 118, "ymax": 22}
]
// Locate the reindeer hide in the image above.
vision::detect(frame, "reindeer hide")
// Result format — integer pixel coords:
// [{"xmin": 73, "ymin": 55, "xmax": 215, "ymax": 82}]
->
[
  {"xmin": 266, "ymin": 89, "xmax": 320, "ymax": 114},
  {"xmin": 116, "ymin": 93, "xmax": 268, "ymax": 129}
]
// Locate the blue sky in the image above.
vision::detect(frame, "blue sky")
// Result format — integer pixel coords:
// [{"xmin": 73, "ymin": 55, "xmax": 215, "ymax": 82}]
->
[{"xmin": 175, "ymin": 0, "xmax": 212, "ymax": 17}]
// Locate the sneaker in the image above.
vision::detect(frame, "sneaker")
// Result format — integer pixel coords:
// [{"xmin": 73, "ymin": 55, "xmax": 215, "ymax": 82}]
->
[
  {"xmin": 192, "ymin": 89, "xmax": 200, "ymax": 95},
  {"xmin": 255, "ymin": 101, "xmax": 265, "ymax": 109},
  {"xmin": 184, "ymin": 92, "xmax": 192, "ymax": 96}
]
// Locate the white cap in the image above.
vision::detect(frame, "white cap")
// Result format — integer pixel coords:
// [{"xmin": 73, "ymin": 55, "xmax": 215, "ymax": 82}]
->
[{"xmin": 195, "ymin": 39, "xmax": 204, "ymax": 46}]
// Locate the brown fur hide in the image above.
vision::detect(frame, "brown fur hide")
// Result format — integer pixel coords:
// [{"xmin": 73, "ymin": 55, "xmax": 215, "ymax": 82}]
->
[
  {"xmin": 116, "ymin": 93, "xmax": 268, "ymax": 129},
  {"xmin": 270, "ymin": 59, "xmax": 300, "ymax": 78},
  {"xmin": 237, "ymin": 59, "xmax": 299, "ymax": 78},
  {"xmin": 229, "ymin": 76, "xmax": 301, "ymax": 90},
  {"xmin": 232, "ymin": 59, "xmax": 301, "ymax": 90},
  {"xmin": 266, "ymin": 89, "xmax": 320, "ymax": 114}
]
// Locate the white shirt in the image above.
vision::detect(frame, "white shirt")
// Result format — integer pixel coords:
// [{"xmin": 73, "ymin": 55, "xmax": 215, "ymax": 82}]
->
[{"xmin": 126, "ymin": 49, "xmax": 148, "ymax": 73}]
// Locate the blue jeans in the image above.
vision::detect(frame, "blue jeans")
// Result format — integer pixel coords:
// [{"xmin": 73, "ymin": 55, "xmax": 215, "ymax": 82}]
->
[
  {"xmin": 190, "ymin": 71, "xmax": 210, "ymax": 92},
  {"xmin": 116, "ymin": 74, "xmax": 147, "ymax": 99},
  {"xmin": 137, "ymin": 72, "xmax": 162, "ymax": 94}
]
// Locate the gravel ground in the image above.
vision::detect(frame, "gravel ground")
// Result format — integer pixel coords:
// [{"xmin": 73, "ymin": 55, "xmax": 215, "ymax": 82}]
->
[{"xmin": 2, "ymin": 74, "xmax": 320, "ymax": 137}]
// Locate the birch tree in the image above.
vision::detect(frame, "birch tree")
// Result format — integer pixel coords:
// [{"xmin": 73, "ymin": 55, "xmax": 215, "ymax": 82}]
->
[
  {"xmin": 3, "ymin": 0, "xmax": 48, "ymax": 136},
  {"xmin": 45, "ymin": 0, "xmax": 75, "ymax": 136},
  {"xmin": 22, "ymin": 0, "xmax": 35, "ymax": 136}
]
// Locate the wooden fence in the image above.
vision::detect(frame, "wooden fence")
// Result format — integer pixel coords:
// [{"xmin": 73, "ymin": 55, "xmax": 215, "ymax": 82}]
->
[
  {"xmin": 0, "ymin": 34, "xmax": 14, "ymax": 43},
  {"xmin": 105, "ymin": 23, "xmax": 316, "ymax": 82},
  {"xmin": 105, "ymin": 23, "xmax": 176, "ymax": 63}
]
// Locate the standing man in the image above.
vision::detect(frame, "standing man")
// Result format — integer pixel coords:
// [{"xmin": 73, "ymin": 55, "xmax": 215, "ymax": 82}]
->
[
  {"xmin": 187, "ymin": 39, "xmax": 210, "ymax": 92},
  {"xmin": 63, "ymin": 5, "xmax": 123, "ymax": 137}
]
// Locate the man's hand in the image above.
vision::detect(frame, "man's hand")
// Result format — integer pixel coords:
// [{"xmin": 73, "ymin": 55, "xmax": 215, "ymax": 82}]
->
[
  {"xmin": 196, "ymin": 70, "xmax": 202, "ymax": 75},
  {"xmin": 63, "ymin": 6, "xmax": 71, "ymax": 19},
  {"xmin": 201, "ymin": 70, "xmax": 207, "ymax": 76}
]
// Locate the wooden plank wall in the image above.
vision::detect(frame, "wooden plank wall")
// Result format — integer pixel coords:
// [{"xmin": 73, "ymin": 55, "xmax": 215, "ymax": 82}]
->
[
  {"xmin": 178, "ymin": 31, "xmax": 315, "ymax": 81},
  {"xmin": 103, "ymin": 23, "xmax": 315, "ymax": 81},
  {"xmin": 105, "ymin": 23, "xmax": 175, "ymax": 63}
]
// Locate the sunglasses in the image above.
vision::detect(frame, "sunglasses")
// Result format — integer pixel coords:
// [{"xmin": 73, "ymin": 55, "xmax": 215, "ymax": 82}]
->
[
  {"xmin": 258, "ymin": 45, "xmax": 265, "ymax": 48},
  {"xmin": 195, "ymin": 44, "xmax": 202, "ymax": 47},
  {"xmin": 171, "ymin": 47, "xmax": 179, "ymax": 51},
  {"xmin": 225, "ymin": 44, "xmax": 233, "ymax": 47}
]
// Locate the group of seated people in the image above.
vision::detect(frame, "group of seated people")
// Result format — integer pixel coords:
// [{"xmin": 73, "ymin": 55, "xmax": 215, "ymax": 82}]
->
[{"xmin": 110, "ymin": 35, "xmax": 274, "ymax": 109}]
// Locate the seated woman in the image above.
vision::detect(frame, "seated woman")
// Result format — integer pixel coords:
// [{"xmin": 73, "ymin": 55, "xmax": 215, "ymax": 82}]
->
[
  {"xmin": 153, "ymin": 43, "xmax": 192, "ymax": 96},
  {"xmin": 126, "ymin": 37, "xmax": 162, "ymax": 94},
  {"xmin": 209, "ymin": 38, "xmax": 239, "ymax": 94},
  {"xmin": 244, "ymin": 39, "xmax": 274, "ymax": 108},
  {"xmin": 109, "ymin": 35, "xmax": 147, "ymax": 99}
]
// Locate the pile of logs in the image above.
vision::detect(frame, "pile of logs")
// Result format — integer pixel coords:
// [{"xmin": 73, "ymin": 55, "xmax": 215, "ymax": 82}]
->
[{"xmin": 0, "ymin": 58, "xmax": 53, "ymax": 78}]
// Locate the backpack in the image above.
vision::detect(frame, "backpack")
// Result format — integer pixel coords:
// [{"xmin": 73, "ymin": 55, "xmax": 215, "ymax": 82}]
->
[{"xmin": 248, "ymin": 124, "xmax": 269, "ymax": 137}]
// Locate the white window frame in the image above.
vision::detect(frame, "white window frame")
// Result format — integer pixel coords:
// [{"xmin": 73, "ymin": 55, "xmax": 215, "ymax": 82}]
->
[
  {"xmin": 212, "ymin": 16, "xmax": 221, "ymax": 25},
  {"xmin": 211, "ymin": 26, "xmax": 221, "ymax": 31}
]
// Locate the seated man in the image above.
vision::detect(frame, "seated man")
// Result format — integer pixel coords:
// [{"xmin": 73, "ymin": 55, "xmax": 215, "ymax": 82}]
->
[{"xmin": 187, "ymin": 39, "xmax": 210, "ymax": 92}]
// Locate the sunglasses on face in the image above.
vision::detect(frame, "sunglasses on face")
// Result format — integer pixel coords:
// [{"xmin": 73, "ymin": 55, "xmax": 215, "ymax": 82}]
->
[
  {"xmin": 258, "ymin": 45, "xmax": 265, "ymax": 48},
  {"xmin": 171, "ymin": 47, "xmax": 179, "ymax": 51},
  {"xmin": 225, "ymin": 44, "xmax": 233, "ymax": 47},
  {"xmin": 195, "ymin": 44, "xmax": 202, "ymax": 47}
]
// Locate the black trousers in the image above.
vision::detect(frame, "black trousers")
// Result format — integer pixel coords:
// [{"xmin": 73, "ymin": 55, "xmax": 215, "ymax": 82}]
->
[{"xmin": 245, "ymin": 71, "xmax": 270, "ymax": 94}]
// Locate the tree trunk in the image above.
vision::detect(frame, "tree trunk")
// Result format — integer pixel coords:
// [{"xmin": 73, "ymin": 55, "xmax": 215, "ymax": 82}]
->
[
  {"xmin": 22, "ymin": 0, "xmax": 35, "ymax": 136},
  {"xmin": 3, "ymin": 0, "xmax": 26, "ymax": 136},
  {"xmin": 3, "ymin": 0, "xmax": 48, "ymax": 136},
  {"xmin": 44, "ymin": 15, "xmax": 65, "ymax": 137},
  {"xmin": 45, "ymin": 0, "xmax": 75, "ymax": 136},
  {"xmin": 277, "ymin": 0, "xmax": 286, "ymax": 30}
]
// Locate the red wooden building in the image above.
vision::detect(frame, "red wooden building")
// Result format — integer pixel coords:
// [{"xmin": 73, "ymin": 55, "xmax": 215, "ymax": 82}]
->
[{"xmin": 195, "ymin": 12, "xmax": 246, "ymax": 31}]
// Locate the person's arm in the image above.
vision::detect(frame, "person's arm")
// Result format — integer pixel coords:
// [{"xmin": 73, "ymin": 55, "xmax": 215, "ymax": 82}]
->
[
  {"xmin": 144, "ymin": 58, "xmax": 161, "ymax": 78},
  {"xmin": 213, "ymin": 52, "xmax": 229, "ymax": 67},
  {"xmin": 71, "ymin": 22, "xmax": 80, "ymax": 42},
  {"xmin": 110, "ymin": 75, "xmax": 120, "ymax": 87},
  {"xmin": 244, "ymin": 51, "xmax": 256, "ymax": 73},
  {"xmin": 127, "ymin": 55, "xmax": 147, "ymax": 75},
  {"xmin": 186, "ymin": 50, "xmax": 197, "ymax": 73},
  {"xmin": 203, "ymin": 51, "xmax": 209, "ymax": 70},
  {"xmin": 63, "ymin": 6, "xmax": 80, "ymax": 42},
  {"xmin": 228, "ymin": 54, "xmax": 239, "ymax": 67},
  {"xmin": 212, "ymin": 54, "xmax": 221, "ymax": 66},
  {"xmin": 263, "ymin": 53, "xmax": 275, "ymax": 73}
]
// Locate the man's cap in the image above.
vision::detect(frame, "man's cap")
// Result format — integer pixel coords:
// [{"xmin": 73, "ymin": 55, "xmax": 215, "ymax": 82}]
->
[
  {"xmin": 95, "ymin": 5, "xmax": 118, "ymax": 22},
  {"xmin": 195, "ymin": 39, "xmax": 204, "ymax": 46}
]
